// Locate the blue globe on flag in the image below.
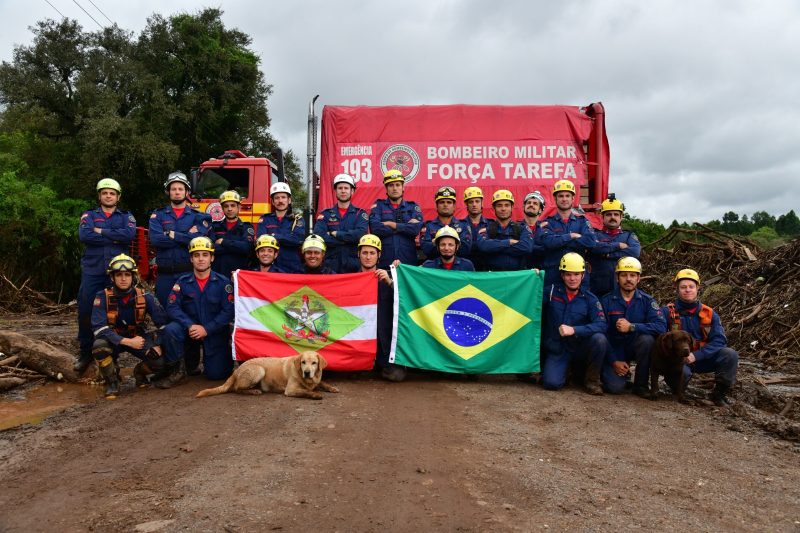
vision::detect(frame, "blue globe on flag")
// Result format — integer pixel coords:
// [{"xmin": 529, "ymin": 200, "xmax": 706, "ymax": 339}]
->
[{"xmin": 443, "ymin": 297, "xmax": 493, "ymax": 347}]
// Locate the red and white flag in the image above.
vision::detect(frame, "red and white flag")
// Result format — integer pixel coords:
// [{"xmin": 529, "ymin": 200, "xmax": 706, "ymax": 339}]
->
[{"xmin": 232, "ymin": 271, "xmax": 378, "ymax": 371}]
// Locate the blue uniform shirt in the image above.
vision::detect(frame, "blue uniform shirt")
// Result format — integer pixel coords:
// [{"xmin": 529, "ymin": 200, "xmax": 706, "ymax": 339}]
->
[
  {"xmin": 420, "ymin": 217, "xmax": 473, "ymax": 260},
  {"xmin": 475, "ymin": 221, "xmax": 533, "ymax": 271},
  {"xmin": 542, "ymin": 282, "xmax": 607, "ymax": 356},
  {"xmin": 600, "ymin": 287, "xmax": 666, "ymax": 361},
  {"xmin": 662, "ymin": 299, "xmax": 729, "ymax": 362},
  {"xmin": 463, "ymin": 216, "xmax": 492, "ymax": 271},
  {"xmin": 538, "ymin": 212, "xmax": 596, "ymax": 281},
  {"xmin": 313, "ymin": 204, "xmax": 369, "ymax": 274},
  {"xmin": 148, "ymin": 206, "xmax": 212, "ymax": 271},
  {"xmin": 256, "ymin": 212, "xmax": 305, "ymax": 273},
  {"xmin": 421, "ymin": 256, "xmax": 475, "ymax": 271},
  {"xmin": 211, "ymin": 218, "xmax": 255, "ymax": 278},
  {"xmin": 91, "ymin": 288, "xmax": 166, "ymax": 346},
  {"xmin": 79, "ymin": 208, "xmax": 137, "ymax": 275},
  {"xmin": 167, "ymin": 272, "xmax": 235, "ymax": 354},
  {"xmin": 369, "ymin": 198, "xmax": 423, "ymax": 268},
  {"xmin": 520, "ymin": 220, "xmax": 547, "ymax": 269},
  {"xmin": 589, "ymin": 229, "xmax": 641, "ymax": 296}
]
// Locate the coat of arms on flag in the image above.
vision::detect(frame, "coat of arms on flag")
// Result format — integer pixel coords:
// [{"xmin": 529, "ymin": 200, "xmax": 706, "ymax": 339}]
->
[
  {"xmin": 233, "ymin": 271, "xmax": 378, "ymax": 371},
  {"xmin": 390, "ymin": 265, "xmax": 543, "ymax": 373}
]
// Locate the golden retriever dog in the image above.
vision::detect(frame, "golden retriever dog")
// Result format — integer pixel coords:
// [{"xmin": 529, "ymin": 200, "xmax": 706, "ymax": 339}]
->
[{"xmin": 196, "ymin": 351, "xmax": 339, "ymax": 400}]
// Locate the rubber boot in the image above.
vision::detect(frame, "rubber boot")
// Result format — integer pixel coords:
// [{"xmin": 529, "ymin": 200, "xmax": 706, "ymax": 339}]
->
[
  {"xmin": 74, "ymin": 352, "xmax": 94, "ymax": 375},
  {"xmin": 98, "ymin": 357, "xmax": 120, "ymax": 399},
  {"xmin": 153, "ymin": 359, "xmax": 187, "ymax": 389},
  {"xmin": 711, "ymin": 383, "xmax": 733, "ymax": 406},
  {"xmin": 584, "ymin": 365, "xmax": 604, "ymax": 396},
  {"xmin": 380, "ymin": 364, "xmax": 407, "ymax": 383}
]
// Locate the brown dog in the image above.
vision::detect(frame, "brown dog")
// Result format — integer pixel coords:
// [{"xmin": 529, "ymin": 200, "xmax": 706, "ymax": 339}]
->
[
  {"xmin": 196, "ymin": 351, "xmax": 339, "ymax": 400},
  {"xmin": 649, "ymin": 330, "xmax": 693, "ymax": 402}
]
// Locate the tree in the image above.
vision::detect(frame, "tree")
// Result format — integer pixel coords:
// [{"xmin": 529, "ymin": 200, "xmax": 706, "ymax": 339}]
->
[
  {"xmin": 622, "ymin": 213, "xmax": 666, "ymax": 247},
  {"xmin": 749, "ymin": 226, "xmax": 784, "ymax": 249},
  {"xmin": 0, "ymin": 9, "xmax": 291, "ymax": 222},
  {"xmin": 751, "ymin": 211, "xmax": 776, "ymax": 230},
  {"xmin": 776, "ymin": 210, "xmax": 800, "ymax": 236}
]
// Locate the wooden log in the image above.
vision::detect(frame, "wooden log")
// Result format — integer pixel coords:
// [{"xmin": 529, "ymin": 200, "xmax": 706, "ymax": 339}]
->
[
  {"xmin": 0, "ymin": 331, "xmax": 79, "ymax": 382},
  {"xmin": 0, "ymin": 376, "xmax": 26, "ymax": 391},
  {"xmin": 0, "ymin": 355, "xmax": 20, "ymax": 366}
]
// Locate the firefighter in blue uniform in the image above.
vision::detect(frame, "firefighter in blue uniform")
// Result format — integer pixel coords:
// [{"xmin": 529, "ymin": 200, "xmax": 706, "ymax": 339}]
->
[
  {"xmin": 149, "ymin": 171, "xmax": 212, "ymax": 307},
  {"xmin": 91, "ymin": 254, "xmax": 167, "ymax": 398},
  {"xmin": 538, "ymin": 179, "xmax": 596, "ymax": 288},
  {"xmin": 75, "ymin": 178, "xmax": 137, "ymax": 374},
  {"xmin": 541, "ymin": 253, "xmax": 608, "ymax": 394},
  {"xmin": 256, "ymin": 182, "xmax": 305, "ymax": 273},
  {"xmin": 369, "ymin": 169, "xmax": 423, "ymax": 268},
  {"xmin": 662, "ymin": 269, "xmax": 739, "ymax": 406},
  {"xmin": 462, "ymin": 186, "xmax": 492, "ymax": 271},
  {"xmin": 299, "ymin": 234, "xmax": 337, "ymax": 274},
  {"xmin": 157, "ymin": 237, "xmax": 235, "ymax": 388},
  {"xmin": 600, "ymin": 257, "xmax": 666, "ymax": 395},
  {"xmin": 589, "ymin": 194, "xmax": 641, "ymax": 297},
  {"xmin": 475, "ymin": 190, "xmax": 533, "ymax": 271},
  {"xmin": 420, "ymin": 186, "xmax": 472, "ymax": 260},
  {"xmin": 211, "ymin": 190, "xmax": 254, "ymax": 278},
  {"xmin": 421, "ymin": 226, "xmax": 475, "ymax": 271},
  {"xmin": 313, "ymin": 173, "xmax": 368, "ymax": 273},
  {"xmin": 519, "ymin": 191, "xmax": 547, "ymax": 269},
  {"xmin": 252, "ymin": 234, "xmax": 283, "ymax": 273}
]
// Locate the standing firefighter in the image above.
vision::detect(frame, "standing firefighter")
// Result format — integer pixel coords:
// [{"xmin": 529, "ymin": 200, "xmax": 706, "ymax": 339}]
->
[
  {"xmin": 211, "ymin": 190, "xmax": 254, "ymax": 278},
  {"xmin": 519, "ymin": 191, "xmax": 548, "ymax": 269},
  {"xmin": 475, "ymin": 190, "xmax": 533, "ymax": 271},
  {"xmin": 541, "ymin": 253, "xmax": 608, "ymax": 394},
  {"xmin": 158, "ymin": 237, "xmax": 235, "ymax": 388},
  {"xmin": 369, "ymin": 170, "xmax": 423, "ymax": 268},
  {"xmin": 462, "ymin": 186, "xmax": 491, "ymax": 271},
  {"xmin": 420, "ymin": 186, "xmax": 472, "ymax": 260},
  {"xmin": 662, "ymin": 269, "xmax": 739, "ymax": 406},
  {"xmin": 75, "ymin": 178, "xmax": 136, "ymax": 374},
  {"xmin": 589, "ymin": 194, "xmax": 641, "ymax": 297},
  {"xmin": 600, "ymin": 257, "xmax": 666, "ymax": 395},
  {"xmin": 91, "ymin": 254, "xmax": 167, "ymax": 398},
  {"xmin": 149, "ymin": 172, "xmax": 212, "ymax": 306},
  {"xmin": 313, "ymin": 173, "xmax": 369, "ymax": 274},
  {"xmin": 538, "ymin": 180, "xmax": 596, "ymax": 287},
  {"xmin": 256, "ymin": 182, "xmax": 305, "ymax": 273}
]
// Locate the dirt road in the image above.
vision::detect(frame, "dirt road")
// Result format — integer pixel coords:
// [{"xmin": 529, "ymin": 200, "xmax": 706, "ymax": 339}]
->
[{"xmin": 1, "ymin": 370, "xmax": 799, "ymax": 532}]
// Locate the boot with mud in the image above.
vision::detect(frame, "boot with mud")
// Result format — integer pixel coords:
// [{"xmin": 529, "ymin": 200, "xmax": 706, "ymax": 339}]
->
[
  {"xmin": 711, "ymin": 382, "xmax": 733, "ymax": 407},
  {"xmin": 153, "ymin": 359, "xmax": 187, "ymax": 389},
  {"xmin": 133, "ymin": 358, "xmax": 166, "ymax": 388},
  {"xmin": 97, "ymin": 356, "xmax": 120, "ymax": 399},
  {"xmin": 73, "ymin": 352, "xmax": 94, "ymax": 375},
  {"xmin": 584, "ymin": 365, "xmax": 604, "ymax": 396}
]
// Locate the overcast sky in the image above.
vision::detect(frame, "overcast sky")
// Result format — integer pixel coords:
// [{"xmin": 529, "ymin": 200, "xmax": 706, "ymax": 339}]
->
[{"xmin": 1, "ymin": 0, "xmax": 798, "ymax": 225}]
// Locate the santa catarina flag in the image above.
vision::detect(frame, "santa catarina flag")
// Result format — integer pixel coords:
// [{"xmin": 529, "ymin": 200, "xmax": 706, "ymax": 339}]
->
[
  {"xmin": 233, "ymin": 271, "xmax": 377, "ymax": 371},
  {"xmin": 390, "ymin": 265, "xmax": 543, "ymax": 373}
]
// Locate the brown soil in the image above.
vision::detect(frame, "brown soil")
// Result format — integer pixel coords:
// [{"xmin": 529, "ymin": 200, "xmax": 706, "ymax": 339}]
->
[{"xmin": 1, "ymin": 314, "xmax": 799, "ymax": 532}]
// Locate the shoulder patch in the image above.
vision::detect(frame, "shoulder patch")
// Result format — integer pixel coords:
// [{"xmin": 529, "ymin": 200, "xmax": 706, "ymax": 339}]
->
[
  {"xmin": 651, "ymin": 300, "xmax": 659, "ymax": 309},
  {"xmin": 247, "ymin": 227, "xmax": 255, "ymax": 235},
  {"xmin": 172, "ymin": 284, "xmax": 181, "ymax": 292},
  {"xmin": 361, "ymin": 211, "xmax": 368, "ymax": 220},
  {"xmin": 596, "ymin": 301, "xmax": 603, "ymax": 311},
  {"xmin": 317, "ymin": 214, "xmax": 325, "ymax": 220},
  {"xmin": 539, "ymin": 221, "xmax": 548, "ymax": 228},
  {"xmin": 150, "ymin": 213, "xmax": 157, "ymax": 219},
  {"xmin": 93, "ymin": 296, "xmax": 102, "ymax": 307},
  {"xmin": 202, "ymin": 220, "xmax": 209, "ymax": 227},
  {"xmin": 415, "ymin": 205, "xmax": 422, "ymax": 212},
  {"xmin": 370, "ymin": 203, "xmax": 377, "ymax": 209},
  {"xmin": 80, "ymin": 213, "xmax": 89, "ymax": 221},
  {"xmin": 128, "ymin": 215, "xmax": 135, "ymax": 222},
  {"xmin": 296, "ymin": 219, "xmax": 305, "ymax": 227},
  {"xmin": 225, "ymin": 284, "xmax": 233, "ymax": 294}
]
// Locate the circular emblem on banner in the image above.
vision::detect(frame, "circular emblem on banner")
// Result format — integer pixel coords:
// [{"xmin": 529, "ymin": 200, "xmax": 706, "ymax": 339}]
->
[
  {"xmin": 206, "ymin": 202, "xmax": 225, "ymax": 222},
  {"xmin": 380, "ymin": 144, "xmax": 420, "ymax": 183},
  {"xmin": 443, "ymin": 297, "xmax": 493, "ymax": 347}
]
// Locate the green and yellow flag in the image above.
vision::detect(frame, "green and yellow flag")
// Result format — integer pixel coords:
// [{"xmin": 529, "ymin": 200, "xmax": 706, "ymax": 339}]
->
[{"xmin": 390, "ymin": 265, "xmax": 543, "ymax": 373}]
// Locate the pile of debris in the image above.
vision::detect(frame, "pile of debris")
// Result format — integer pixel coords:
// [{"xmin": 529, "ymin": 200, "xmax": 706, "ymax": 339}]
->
[
  {"xmin": 0, "ymin": 272, "xmax": 74, "ymax": 314},
  {"xmin": 640, "ymin": 225, "xmax": 800, "ymax": 372}
]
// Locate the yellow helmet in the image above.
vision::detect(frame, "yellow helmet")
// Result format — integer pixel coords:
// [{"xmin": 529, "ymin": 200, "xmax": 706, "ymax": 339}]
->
[
  {"xmin": 674, "ymin": 268, "xmax": 700, "ymax": 285},
  {"xmin": 435, "ymin": 186, "xmax": 457, "ymax": 202},
  {"xmin": 96, "ymin": 178, "xmax": 121, "ymax": 194},
  {"xmin": 255, "ymin": 234, "xmax": 280, "ymax": 251},
  {"xmin": 383, "ymin": 169, "xmax": 405, "ymax": 185},
  {"xmin": 492, "ymin": 189, "xmax": 514, "ymax": 204},
  {"xmin": 463, "ymin": 186, "xmax": 484, "ymax": 202},
  {"xmin": 433, "ymin": 225, "xmax": 461, "ymax": 244},
  {"xmin": 219, "ymin": 190, "xmax": 241, "ymax": 204},
  {"xmin": 358, "ymin": 234, "xmax": 382, "ymax": 252},
  {"xmin": 601, "ymin": 195, "xmax": 624, "ymax": 213},
  {"xmin": 552, "ymin": 180, "xmax": 576, "ymax": 195},
  {"xmin": 188, "ymin": 236, "xmax": 214, "ymax": 254},
  {"xmin": 302, "ymin": 234, "xmax": 327, "ymax": 253},
  {"xmin": 107, "ymin": 253, "xmax": 137, "ymax": 274},
  {"xmin": 559, "ymin": 252, "xmax": 585, "ymax": 272},
  {"xmin": 616, "ymin": 257, "xmax": 642, "ymax": 273}
]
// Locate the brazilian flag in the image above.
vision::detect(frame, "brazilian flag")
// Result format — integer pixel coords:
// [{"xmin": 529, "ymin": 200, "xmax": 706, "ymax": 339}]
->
[{"xmin": 390, "ymin": 264, "xmax": 543, "ymax": 373}]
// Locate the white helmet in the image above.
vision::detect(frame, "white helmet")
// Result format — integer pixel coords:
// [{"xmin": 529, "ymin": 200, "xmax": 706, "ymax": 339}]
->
[
  {"xmin": 164, "ymin": 171, "xmax": 191, "ymax": 192},
  {"xmin": 333, "ymin": 173, "xmax": 356, "ymax": 189},
  {"xmin": 270, "ymin": 182, "xmax": 292, "ymax": 197}
]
